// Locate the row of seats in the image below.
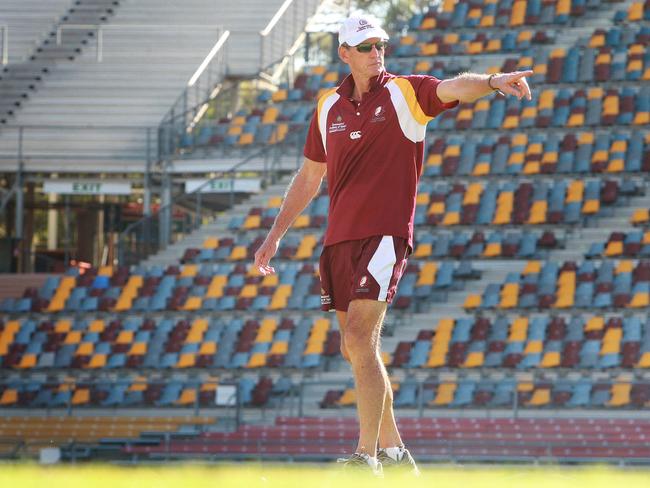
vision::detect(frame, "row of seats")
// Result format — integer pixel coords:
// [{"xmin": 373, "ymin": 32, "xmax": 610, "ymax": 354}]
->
[
  {"xmin": 429, "ymin": 86, "xmax": 650, "ymax": 131},
  {"xmin": 587, "ymin": 230, "xmax": 650, "ymax": 258},
  {"xmin": 496, "ymin": 43, "xmax": 650, "ymax": 86},
  {"xmin": 181, "ymin": 229, "xmax": 562, "ymax": 264},
  {"xmin": 231, "ymin": 178, "xmax": 638, "ymax": 230},
  {"xmin": 323, "ymin": 374, "xmax": 648, "ymax": 409},
  {"xmin": 0, "ymin": 374, "xmax": 285, "ymax": 408},
  {"xmin": 424, "ymin": 131, "xmax": 650, "ymax": 177},
  {"xmin": 391, "ymin": 315, "xmax": 650, "ymax": 370},
  {"xmin": 613, "ymin": 0, "xmax": 650, "ymax": 22},
  {"xmin": 0, "ymin": 315, "xmax": 340, "ymax": 370},
  {"xmin": 191, "ymin": 85, "xmax": 650, "ymax": 151},
  {"xmin": 392, "ymin": 29, "xmax": 553, "ymax": 57},
  {"xmin": 465, "ymin": 259, "xmax": 650, "ymax": 310},
  {"xmin": 0, "ymin": 260, "xmax": 477, "ymax": 314},
  {"xmin": 410, "ymin": 0, "xmax": 594, "ymax": 30},
  {"xmin": 120, "ymin": 416, "xmax": 650, "ymax": 462}
]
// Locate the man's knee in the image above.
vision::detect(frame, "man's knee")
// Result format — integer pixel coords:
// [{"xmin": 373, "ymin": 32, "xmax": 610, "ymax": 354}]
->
[{"xmin": 343, "ymin": 322, "xmax": 375, "ymax": 354}]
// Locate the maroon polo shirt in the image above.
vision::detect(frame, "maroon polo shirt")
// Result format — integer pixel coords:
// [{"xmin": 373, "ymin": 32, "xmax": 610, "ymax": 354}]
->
[{"xmin": 303, "ymin": 70, "xmax": 458, "ymax": 248}]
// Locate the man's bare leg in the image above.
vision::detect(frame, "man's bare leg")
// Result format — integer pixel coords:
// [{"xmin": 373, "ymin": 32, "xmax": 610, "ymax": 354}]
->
[
  {"xmin": 337, "ymin": 300, "xmax": 403, "ymax": 455},
  {"xmin": 336, "ymin": 309, "xmax": 403, "ymax": 450}
]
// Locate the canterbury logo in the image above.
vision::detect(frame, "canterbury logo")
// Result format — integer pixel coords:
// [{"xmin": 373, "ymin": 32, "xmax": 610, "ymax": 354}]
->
[{"xmin": 350, "ymin": 131, "xmax": 362, "ymax": 140}]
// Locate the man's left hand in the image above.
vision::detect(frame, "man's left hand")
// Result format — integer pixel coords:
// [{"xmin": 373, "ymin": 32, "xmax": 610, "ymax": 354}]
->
[{"xmin": 493, "ymin": 70, "xmax": 534, "ymax": 100}]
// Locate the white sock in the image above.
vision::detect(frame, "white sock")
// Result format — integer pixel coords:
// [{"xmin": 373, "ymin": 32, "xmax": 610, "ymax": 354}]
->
[
  {"xmin": 383, "ymin": 446, "xmax": 405, "ymax": 461},
  {"xmin": 357, "ymin": 453, "xmax": 379, "ymax": 469}
]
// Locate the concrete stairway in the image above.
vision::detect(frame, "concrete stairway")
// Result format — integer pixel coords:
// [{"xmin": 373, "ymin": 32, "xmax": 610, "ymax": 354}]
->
[{"xmin": 0, "ymin": 0, "xmax": 118, "ymax": 124}]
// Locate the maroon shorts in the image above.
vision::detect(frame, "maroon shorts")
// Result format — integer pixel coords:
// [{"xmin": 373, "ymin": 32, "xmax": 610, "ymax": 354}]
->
[{"xmin": 319, "ymin": 235, "xmax": 410, "ymax": 312}]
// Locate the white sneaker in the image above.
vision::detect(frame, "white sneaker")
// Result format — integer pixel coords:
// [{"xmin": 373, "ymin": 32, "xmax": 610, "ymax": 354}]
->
[{"xmin": 337, "ymin": 452, "xmax": 383, "ymax": 476}]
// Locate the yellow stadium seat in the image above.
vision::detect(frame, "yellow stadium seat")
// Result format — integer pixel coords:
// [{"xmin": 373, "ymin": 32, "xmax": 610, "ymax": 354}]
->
[
  {"xmin": 262, "ymin": 107, "xmax": 279, "ymax": 124},
  {"xmin": 483, "ymin": 242, "xmax": 501, "ymax": 257},
  {"xmin": 464, "ymin": 294, "xmax": 481, "ymax": 309},
  {"xmin": 500, "ymin": 283, "xmax": 519, "ymax": 309},
  {"xmin": 527, "ymin": 201, "xmax": 547, "ymax": 224},
  {"xmin": 116, "ymin": 331, "xmax": 134, "ymax": 344},
  {"xmin": 88, "ymin": 354, "xmax": 107, "ymax": 368},
  {"xmin": 417, "ymin": 262, "xmax": 437, "ymax": 286},
  {"xmin": 203, "ymin": 237, "xmax": 218, "ymax": 249},
  {"xmin": 239, "ymin": 133, "xmax": 254, "ymax": 145},
  {"xmin": 177, "ymin": 353, "xmax": 196, "ymax": 368},
  {"xmin": 242, "ymin": 216, "xmax": 261, "ymax": 230},
  {"xmin": 64, "ymin": 331, "xmax": 82, "ymax": 345},
  {"xmin": 510, "ymin": 0, "xmax": 525, "ymax": 25},
  {"xmin": 628, "ymin": 292, "xmax": 650, "ymax": 308},
  {"xmin": 199, "ymin": 342, "xmax": 217, "ymax": 355},
  {"xmin": 256, "ymin": 319, "xmax": 277, "ymax": 343},
  {"xmin": 270, "ymin": 341, "xmax": 288, "ymax": 355},
  {"xmin": 271, "ymin": 89, "xmax": 287, "ymax": 102},
  {"xmin": 509, "ymin": 317, "xmax": 528, "ymax": 342},
  {"xmin": 605, "ymin": 241, "xmax": 623, "ymax": 256},
  {"xmin": 637, "ymin": 352, "xmax": 650, "ymax": 368},
  {"xmin": 0, "ymin": 389, "xmax": 18, "ymax": 405},
  {"xmin": 442, "ymin": 212, "xmax": 460, "ymax": 225},
  {"xmin": 72, "ymin": 389, "xmax": 90, "ymax": 405},
  {"xmin": 540, "ymin": 351, "xmax": 560, "ymax": 368},
  {"xmin": 608, "ymin": 383, "xmax": 631, "ymax": 406},
  {"xmin": 523, "ymin": 261, "xmax": 542, "ymax": 274},
  {"xmin": 18, "ymin": 354, "xmax": 36, "ymax": 369},
  {"xmin": 585, "ymin": 317, "xmax": 604, "ymax": 332},
  {"xmin": 240, "ymin": 284, "xmax": 258, "ymax": 298},
  {"xmin": 463, "ymin": 352, "xmax": 484, "ymax": 368},
  {"xmin": 631, "ymin": 209, "xmax": 649, "ymax": 225},
  {"xmin": 89, "ymin": 320, "xmax": 105, "ymax": 333},
  {"xmin": 527, "ymin": 389, "xmax": 550, "ymax": 406},
  {"xmin": 582, "ymin": 199, "xmax": 599, "ymax": 214},
  {"xmin": 292, "ymin": 215, "xmax": 309, "ymax": 228},
  {"xmin": 228, "ymin": 125, "xmax": 243, "ymax": 136},
  {"xmin": 76, "ymin": 342, "xmax": 94, "ymax": 356},
  {"xmin": 524, "ymin": 341, "xmax": 543, "ymax": 354},
  {"xmin": 206, "ymin": 275, "xmax": 227, "ymax": 298},
  {"xmin": 181, "ymin": 296, "xmax": 202, "ymax": 311},
  {"xmin": 616, "ymin": 260, "xmax": 634, "ymax": 274},
  {"xmin": 248, "ymin": 353, "xmax": 267, "ymax": 368},
  {"xmin": 176, "ymin": 389, "xmax": 197, "ymax": 406},
  {"xmin": 431, "ymin": 383, "xmax": 456, "ymax": 405},
  {"xmin": 338, "ymin": 388, "xmax": 356, "ymax": 406},
  {"xmin": 129, "ymin": 343, "xmax": 147, "ymax": 355},
  {"xmin": 628, "ymin": 1, "xmax": 643, "ymax": 21}
]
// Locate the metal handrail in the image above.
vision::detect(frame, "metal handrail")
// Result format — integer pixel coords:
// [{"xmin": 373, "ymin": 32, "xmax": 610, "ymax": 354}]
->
[
  {"xmin": 0, "ymin": 24, "xmax": 8, "ymax": 65},
  {"xmin": 160, "ymin": 29, "xmax": 230, "ymax": 128},
  {"xmin": 259, "ymin": 0, "xmax": 321, "ymax": 71}
]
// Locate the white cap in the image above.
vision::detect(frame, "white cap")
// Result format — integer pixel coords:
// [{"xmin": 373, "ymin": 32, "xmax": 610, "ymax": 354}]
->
[{"xmin": 338, "ymin": 15, "xmax": 389, "ymax": 47}]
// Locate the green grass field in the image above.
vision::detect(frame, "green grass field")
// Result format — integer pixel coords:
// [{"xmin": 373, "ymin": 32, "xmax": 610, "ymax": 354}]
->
[{"xmin": 1, "ymin": 465, "xmax": 649, "ymax": 488}]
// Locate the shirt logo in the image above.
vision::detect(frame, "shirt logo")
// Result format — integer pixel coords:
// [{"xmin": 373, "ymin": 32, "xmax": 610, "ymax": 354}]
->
[
  {"xmin": 359, "ymin": 276, "xmax": 367, "ymax": 287},
  {"xmin": 350, "ymin": 130, "xmax": 362, "ymax": 140},
  {"xmin": 371, "ymin": 105, "xmax": 386, "ymax": 123},
  {"xmin": 329, "ymin": 115, "xmax": 347, "ymax": 133}
]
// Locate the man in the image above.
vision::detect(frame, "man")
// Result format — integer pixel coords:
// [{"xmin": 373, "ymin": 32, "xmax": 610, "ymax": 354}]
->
[{"xmin": 254, "ymin": 14, "xmax": 532, "ymax": 475}]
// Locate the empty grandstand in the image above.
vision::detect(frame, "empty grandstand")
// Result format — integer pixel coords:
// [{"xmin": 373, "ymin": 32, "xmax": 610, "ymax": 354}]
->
[{"xmin": 1, "ymin": 0, "xmax": 650, "ymax": 468}]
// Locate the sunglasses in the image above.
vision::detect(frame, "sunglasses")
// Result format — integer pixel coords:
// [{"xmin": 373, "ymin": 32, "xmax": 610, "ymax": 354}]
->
[{"xmin": 347, "ymin": 41, "xmax": 388, "ymax": 53}]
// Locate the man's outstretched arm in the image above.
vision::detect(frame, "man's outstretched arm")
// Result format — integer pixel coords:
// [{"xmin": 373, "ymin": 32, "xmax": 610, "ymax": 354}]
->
[
  {"xmin": 437, "ymin": 70, "xmax": 534, "ymax": 104},
  {"xmin": 254, "ymin": 157, "xmax": 326, "ymax": 275}
]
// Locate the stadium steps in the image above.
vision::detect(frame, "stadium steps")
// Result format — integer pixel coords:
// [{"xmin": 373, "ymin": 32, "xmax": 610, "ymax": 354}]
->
[
  {"xmin": 0, "ymin": 0, "xmax": 279, "ymax": 173},
  {"xmin": 0, "ymin": 273, "xmax": 54, "ymax": 301},
  {"xmin": 140, "ymin": 178, "xmax": 292, "ymax": 267},
  {"xmin": 0, "ymin": 0, "xmax": 118, "ymax": 124}
]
